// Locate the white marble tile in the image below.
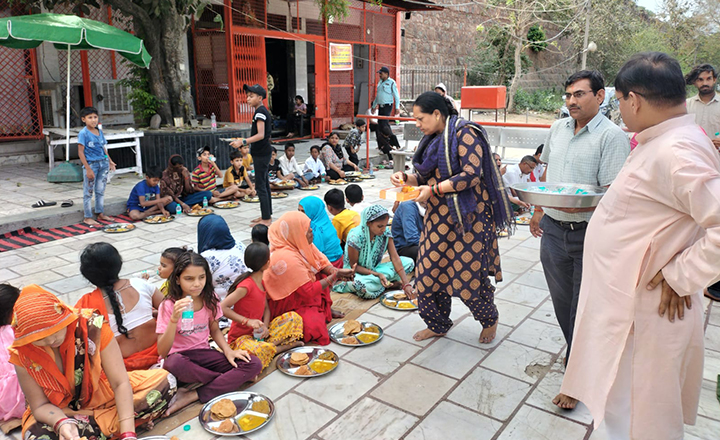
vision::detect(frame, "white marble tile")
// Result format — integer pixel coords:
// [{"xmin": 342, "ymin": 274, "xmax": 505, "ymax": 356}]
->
[
  {"xmin": 513, "ymin": 270, "xmax": 549, "ymax": 291},
  {"xmin": 445, "ymin": 317, "xmax": 511, "ymax": 349},
  {"xmin": 119, "ymin": 258, "xmax": 157, "ymax": 277},
  {"xmin": 449, "ymin": 296, "xmax": 473, "ymax": 321},
  {"xmin": 405, "ymin": 400, "xmax": 501, "ymax": 440},
  {"xmin": 0, "ymin": 268, "xmax": 19, "ymax": 282},
  {"xmin": 705, "ymin": 325, "xmax": 720, "ymax": 352},
  {"xmin": 495, "ymin": 283, "xmax": 549, "ymax": 308},
  {"xmin": 448, "ymin": 367, "xmax": 531, "ymax": 421},
  {"xmin": 245, "ymin": 370, "xmax": 304, "ymax": 401},
  {"xmin": 411, "ymin": 338, "xmax": 485, "ymax": 379},
  {"xmin": 498, "ymin": 405, "xmax": 589, "ymax": 440},
  {"xmin": 481, "ymin": 341, "xmax": 554, "ymax": 384},
  {"xmin": 247, "ymin": 392, "xmax": 337, "ymax": 440},
  {"xmin": 371, "ymin": 364, "xmax": 456, "ymax": 416},
  {"xmin": 10, "ymin": 256, "xmax": 69, "ymax": 275},
  {"xmin": 381, "ymin": 312, "xmax": 436, "ymax": 347},
  {"xmin": 703, "ymin": 349, "xmax": 720, "ymax": 382},
  {"xmin": 508, "ymin": 318, "xmax": 565, "ymax": 354},
  {"xmin": 530, "ymin": 298, "xmax": 558, "ymax": 325},
  {"xmin": 44, "ymin": 274, "xmax": 92, "ymax": 295},
  {"xmin": 0, "ymin": 253, "xmax": 29, "ymax": 268},
  {"xmin": 344, "ymin": 335, "xmax": 421, "ymax": 375},
  {"xmin": 364, "ymin": 302, "xmax": 412, "ymax": 321},
  {"xmin": 319, "ymin": 397, "xmax": 418, "ymax": 440},
  {"xmin": 708, "ymin": 305, "xmax": 720, "ymax": 327},
  {"xmin": 525, "ymin": 370, "xmax": 593, "ymax": 424},
  {"xmin": 502, "ymin": 246, "xmax": 540, "ymax": 263},
  {"xmin": 164, "ymin": 415, "xmax": 216, "ymax": 440},
  {"xmin": 6, "ymin": 269, "xmax": 66, "ymax": 290},
  {"xmin": 516, "ymin": 236, "xmax": 542, "ymax": 250},
  {"xmin": 495, "ymin": 299, "xmax": 534, "ymax": 327},
  {"xmin": 294, "ymin": 360, "xmax": 379, "ymax": 411},
  {"xmin": 356, "ymin": 314, "xmax": 394, "ymax": 330},
  {"xmin": 498, "ymin": 256, "xmax": 537, "ymax": 274},
  {"xmin": 697, "ymin": 379, "xmax": 720, "ymax": 421},
  {"xmin": 685, "ymin": 415, "xmax": 720, "ymax": 440}
]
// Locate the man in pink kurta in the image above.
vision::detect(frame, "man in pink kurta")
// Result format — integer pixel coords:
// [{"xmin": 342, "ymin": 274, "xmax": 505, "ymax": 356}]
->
[{"xmin": 561, "ymin": 52, "xmax": 715, "ymax": 439}]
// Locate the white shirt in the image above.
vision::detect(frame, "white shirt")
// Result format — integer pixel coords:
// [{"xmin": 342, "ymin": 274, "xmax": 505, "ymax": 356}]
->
[
  {"xmin": 350, "ymin": 201, "xmax": 371, "ymax": 216},
  {"xmin": 304, "ymin": 156, "xmax": 326, "ymax": 177},
  {"xmin": 107, "ymin": 278, "xmax": 157, "ymax": 337},
  {"xmin": 502, "ymin": 164, "xmax": 529, "ymax": 195},
  {"xmin": 279, "ymin": 155, "xmax": 303, "ymax": 176}
]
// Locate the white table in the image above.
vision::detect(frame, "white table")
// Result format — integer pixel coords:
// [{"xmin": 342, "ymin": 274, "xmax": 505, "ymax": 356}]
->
[{"xmin": 44, "ymin": 129, "xmax": 145, "ymax": 175}]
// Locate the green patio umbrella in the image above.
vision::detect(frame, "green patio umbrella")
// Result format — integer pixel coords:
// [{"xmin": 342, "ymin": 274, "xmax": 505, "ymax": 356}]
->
[{"xmin": 0, "ymin": 13, "xmax": 152, "ymax": 182}]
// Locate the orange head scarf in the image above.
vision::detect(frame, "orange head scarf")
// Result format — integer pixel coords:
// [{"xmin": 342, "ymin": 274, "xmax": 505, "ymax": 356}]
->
[
  {"xmin": 11, "ymin": 284, "xmax": 77, "ymax": 348},
  {"xmin": 263, "ymin": 211, "xmax": 331, "ymax": 300}
]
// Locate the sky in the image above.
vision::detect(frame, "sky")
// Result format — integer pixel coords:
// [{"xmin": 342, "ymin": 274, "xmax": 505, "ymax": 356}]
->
[{"xmin": 635, "ymin": 0, "xmax": 661, "ymax": 12}]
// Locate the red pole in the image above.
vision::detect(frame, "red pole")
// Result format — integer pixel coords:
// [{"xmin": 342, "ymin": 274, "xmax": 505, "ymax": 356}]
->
[
  {"xmin": 365, "ymin": 120, "xmax": 370, "ymax": 171},
  {"xmin": 80, "ymin": 50, "xmax": 93, "ymax": 107}
]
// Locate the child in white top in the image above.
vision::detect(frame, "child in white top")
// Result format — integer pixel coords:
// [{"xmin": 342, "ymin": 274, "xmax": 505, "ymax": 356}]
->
[
  {"xmin": 278, "ymin": 143, "xmax": 309, "ymax": 188},
  {"xmin": 303, "ymin": 145, "xmax": 326, "ymax": 184}
]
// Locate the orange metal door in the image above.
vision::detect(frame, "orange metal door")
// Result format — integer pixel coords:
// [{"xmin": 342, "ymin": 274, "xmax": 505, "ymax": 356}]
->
[
  {"xmin": 314, "ymin": 42, "xmax": 329, "ymax": 119},
  {"xmin": 232, "ymin": 33, "xmax": 267, "ymax": 123}
]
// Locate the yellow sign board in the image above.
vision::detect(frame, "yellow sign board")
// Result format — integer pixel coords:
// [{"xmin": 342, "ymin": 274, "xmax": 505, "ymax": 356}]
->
[{"xmin": 329, "ymin": 43, "xmax": 353, "ymax": 71}]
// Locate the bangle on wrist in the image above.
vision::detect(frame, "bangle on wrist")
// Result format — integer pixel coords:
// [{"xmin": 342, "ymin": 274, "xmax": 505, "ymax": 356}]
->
[
  {"xmin": 402, "ymin": 172, "xmax": 408, "ymax": 183},
  {"xmin": 119, "ymin": 431, "xmax": 137, "ymax": 440},
  {"xmin": 54, "ymin": 418, "xmax": 77, "ymax": 434}
]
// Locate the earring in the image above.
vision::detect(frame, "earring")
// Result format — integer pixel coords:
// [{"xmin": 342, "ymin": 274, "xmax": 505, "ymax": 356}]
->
[{"xmin": 436, "ymin": 116, "xmax": 439, "ymax": 121}]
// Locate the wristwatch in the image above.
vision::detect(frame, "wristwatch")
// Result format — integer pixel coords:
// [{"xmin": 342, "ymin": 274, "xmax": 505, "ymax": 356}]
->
[{"xmin": 242, "ymin": 139, "xmax": 248, "ymax": 146}]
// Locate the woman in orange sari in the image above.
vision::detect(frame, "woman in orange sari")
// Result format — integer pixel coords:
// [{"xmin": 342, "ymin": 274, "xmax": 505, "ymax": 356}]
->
[
  {"xmin": 263, "ymin": 212, "xmax": 353, "ymax": 345},
  {"xmin": 75, "ymin": 243, "xmax": 162, "ymax": 371},
  {"xmin": 10, "ymin": 285, "xmax": 175, "ymax": 440}
]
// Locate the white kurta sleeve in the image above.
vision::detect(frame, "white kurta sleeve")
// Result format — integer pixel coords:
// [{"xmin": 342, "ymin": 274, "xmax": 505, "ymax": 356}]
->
[{"xmin": 662, "ymin": 142, "xmax": 720, "ymax": 295}]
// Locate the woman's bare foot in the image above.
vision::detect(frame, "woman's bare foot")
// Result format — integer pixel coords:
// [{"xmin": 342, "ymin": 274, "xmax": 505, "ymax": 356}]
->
[
  {"xmin": 257, "ymin": 219, "xmax": 272, "ymax": 227},
  {"xmin": 83, "ymin": 218, "xmax": 100, "ymax": 226},
  {"xmin": 250, "ymin": 217, "xmax": 262, "ymax": 224},
  {"xmin": 331, "ymin": 308, "xmax": 345, "ymax": 319},
  {"xmin": 276, "ymin": 340, "xmax": 304, "ymax": 355},
  {"xmin": 552, "ymin": 393, "xmax": 578, "ymax": 410},
  {"xmin": 413, "ymin": 328, "xmax": 445, "ymax": 341},
  {"xmin": 479, "ymin": 322, "xmax": 498, "ymax": 344},
  {"xmin": 97, "ymin": 214, "xmax": 114, "ymax": 221},
  {"xmin": 164, "ymin": 387, "xmax": 199, "ymax": 417}
]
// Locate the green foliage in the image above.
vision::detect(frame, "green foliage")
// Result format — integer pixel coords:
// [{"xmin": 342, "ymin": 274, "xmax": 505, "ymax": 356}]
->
[
  {"xmin": 467, "ymin": 25, "xmax": 531, "ymax": 86},
  {"xmin": 527, "ymin": 25, "xmax": 548, "ymax": 52},
  {"xmin": 118, "ymin": 62, "xmax": 165, "ymax": 124},
  {"xmin": 513, "ymin": 88, "xmax": 563, "ymax": 112}
]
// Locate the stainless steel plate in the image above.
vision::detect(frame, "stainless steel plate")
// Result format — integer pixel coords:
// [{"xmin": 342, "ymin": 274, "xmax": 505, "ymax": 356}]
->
[
  {"xmin": 186, "ymin": 208, "xmax": 214, "ymax": 216},
  {"xmin": 241, "ymin": 196, "xmax": 261, "ymax": 203},
  {"xmin": 512, "ymin": 182, "xmax": 606, "ymax": 208},
  {"xmin": 142, "ymin": 215, "xmax": 175, "ymax": 224},
  {"xmin": 198, "ymin": 391, "xmax": 274, "ymax": 436},
  {"xmin": 276, "ymin": 346, "xmax": 339, "ymax": 378},
  {"xmin": 214, "ymin": 201, "xmax": 240, "ymax": 209},
  {"xmin": 329, "ymin": 321, "xmax": 384, "ymax": 347},
  {"xmin": 344, "ymin": 171, "xmax": 361, "ymax": 177},
  {"xmin": 102, "ymin": 223, "xmax": 135, "ymax": 233},
  {"xmin": 271, "ymin": 192, "xmax": 289, "ymax": 199},
  {"xmin": 380, "ymin": 290, "xmax": 418, "ymax": 311}
]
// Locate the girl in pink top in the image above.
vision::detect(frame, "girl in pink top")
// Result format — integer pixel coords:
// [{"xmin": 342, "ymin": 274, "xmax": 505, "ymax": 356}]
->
[
  {"xmin": 156, "ymin": 252, "xmax": 262, "ymax": 415},
  {"xmin": 0, "ymin": 283, "xmax": 25, "ymax": 421}
]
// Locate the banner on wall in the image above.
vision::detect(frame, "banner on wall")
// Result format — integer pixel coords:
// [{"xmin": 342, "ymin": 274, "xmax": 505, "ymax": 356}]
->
[{"xmin": 329, "ymin": 43, "xmax": 352, "ymax": 71}]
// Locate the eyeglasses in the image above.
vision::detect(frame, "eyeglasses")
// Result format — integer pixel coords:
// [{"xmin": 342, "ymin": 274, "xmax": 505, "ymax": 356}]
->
[{"xmin": 563, "ymin": 90, "xmax": 593, "ymax": 100}]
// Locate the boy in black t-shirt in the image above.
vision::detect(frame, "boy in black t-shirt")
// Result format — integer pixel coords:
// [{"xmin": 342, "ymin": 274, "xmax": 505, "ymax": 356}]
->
[{"xmin": 231, "ymin": 83, "xmax": 273, "ymax": 226}]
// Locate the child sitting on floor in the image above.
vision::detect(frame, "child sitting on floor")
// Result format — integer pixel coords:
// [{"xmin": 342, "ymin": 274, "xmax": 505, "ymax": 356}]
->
[
  {"xmin": 345, "ymin": 184, "xmax": 370, "ymax": 215},
  {"xmin": 251, "ymin": 224, "xmax": 269, "ymax": 245},
  {"xmin": 324, "ymin": 188, "xmax": 360, "ymax": 246},
  {"xmin": 278, "ymin": 143, "xmax": 309, "ymax": 188},
  {"xmin": 333, "ymin": 205, "xmax": 415, "ymax": 299},
  {"xmin": 268, "ymin": 147, "xmax": 287, "ymax": 191},
  {"xmin": 0, "ymin": 283, "xmax": 25, "ymax": 421},
  {"xmin": 303, "ymin": 145, "xmax": 326, "ymax": 184},
  {"xmin": 223, "ymin": 150, "xmax": 256, "ymax": 197},
  {"xmin": 143, "ymin": 246, "xmax": 187, "ymax": 296},
  {"xmin": 221, "ymin": 243, "xmax": 304, "ymax": 369},
  {"xmin": 156, "ymin": 252, "xmax": 262, "ymax": 408},
  {"xmin": 160, "ymin": 154, "xmax": 217, "ymax": 213},
  {"xmin": 192, "ymin": 146, "xmax": 240, "ymax": 201},
  {"xmin": 127, "ymin": 165, "xmax": 174, "ymax": 220}
]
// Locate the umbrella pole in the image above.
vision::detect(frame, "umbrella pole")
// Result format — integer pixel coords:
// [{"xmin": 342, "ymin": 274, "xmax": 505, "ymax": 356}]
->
[{"xmin": 65, "ymin": 44, "xmax": 71, "ymax": 162}]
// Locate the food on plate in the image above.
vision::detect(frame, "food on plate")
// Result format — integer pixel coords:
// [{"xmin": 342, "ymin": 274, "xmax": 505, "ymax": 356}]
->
[
  {"xmin": 237, "ymin": 414, "xmax": 265, "ymax": 431},
  {"xmin": 216, "ymin": 201, "xmax": 239, "ymax": 208},
  {"xmin": 294, "ymin": 365, "xmax": 313, "ymax": 375},
  {"xmin": 411, "ymin": 298, "xmax": 418, "ymax": 306},
  {"xmin": 251, "ymin": 400, "xmax": 271, "ymax": 414},
  {"xmin": 401, "ymin": 186, "xmax": 418, "ymax": 193},
  {"xmin": 356, "ymin": 333, "xmax": 379, "ymax": 344},
  {"xmin": 343, "ymin": 319, "xmax": 362, "ymax": 335},
  {"xmin": 392, "ymin": 292, "xmax": 407, "ymax": 300},
  {"xmin": 145, "ymin": 215, "xmax": 172, "ymax": 224},
  {"xmin": 170, "ymin": 437, "xmax": 180, "ymax": 440},
  {"xmin": 359, "ymin": 173, "xmax": 374, "ymax": 179},
  {"xmin": 190, "ymin": 204, "xmax": 212, "ymax": 215},
  {"xmin": 364, "ymin": 325, "xmax": 380, "ymax": 334},
  {"xmin": 384, "ymin": 299, "xmax": 397, "ymax": 307},
  {"xmin": 397, "ymin": 302, "xmax": 416, "ymax": 309},
  {"xmin": 243, "ymin": 196, "xmax": 260, "ymax": 202},
  {"xmin": 212, "ymin": 419, "xmax": 238, "ymax": 433},
  {"xmin": 308, "ymin": 359, "xmax": 336, "ymax": 373},
  {"xmin": 104, "ymin": 224, "xmax": 133, "ymax": 233},
  {"xmin": 289, "ymin": 352, "xmax": 309, "ymax": 366},
  {"xmin": 329, "ymin": 179, "xmax": 347, "ymax": 184},
  {"xmin": 300, "ymin": 185, "xmax": 319, "ymax": 190},
  {"xmin": 340, "ymin": 336, "xmax": 360, "ymax": 345},
  {"xmin": 210, "ymin": 398, "xmax": 237, "ymax": 420},
  {"xmin": 317, "ymin": 351, "xmax": 336, "ymax": 361}
]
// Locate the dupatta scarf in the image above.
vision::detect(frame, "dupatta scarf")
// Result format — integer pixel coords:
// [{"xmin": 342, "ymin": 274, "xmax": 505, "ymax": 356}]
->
[
  {"xmin": 299, "ymin": 196, "xmax": 343, "ymax": 262},
  {"xmin": 346, "ymin": 205, "xmax": 390, "ymax": 270},
  {"xmin": 413, "ymin": 115, "xmax": 513, "ymax": 234}
]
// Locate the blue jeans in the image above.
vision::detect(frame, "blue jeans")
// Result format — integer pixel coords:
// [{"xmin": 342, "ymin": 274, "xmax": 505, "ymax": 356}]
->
[
  {"xmin": 166, "ymin": 191, "xmax": 213, "ymax": 213},
  {"xmin": 83, "ymin": 160, "xmax": 109, "ymax": 218}
]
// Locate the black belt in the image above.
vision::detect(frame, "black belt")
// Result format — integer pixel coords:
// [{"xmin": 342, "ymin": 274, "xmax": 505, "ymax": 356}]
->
[
  {"xmin": 548, "ymin": 216, "xmax": 587, "ymax": 231},
  {"xmin": 379, "ymin": 103, "xmax": 392, "ymax": 107}
]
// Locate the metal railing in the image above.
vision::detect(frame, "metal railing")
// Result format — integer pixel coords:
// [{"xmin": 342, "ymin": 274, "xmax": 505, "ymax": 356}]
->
[{"xmin": 400, "ymin": 66, "xmax": 466, "ymax": 101}]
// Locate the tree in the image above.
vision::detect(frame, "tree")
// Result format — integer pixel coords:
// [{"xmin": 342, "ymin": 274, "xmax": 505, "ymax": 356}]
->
[{"xmin": 24, "ymin": 0, "xmax": 351, "ymax": 124}]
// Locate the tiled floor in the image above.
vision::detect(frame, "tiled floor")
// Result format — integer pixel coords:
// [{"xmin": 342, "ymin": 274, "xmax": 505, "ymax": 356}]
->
[{"xmin": 1, "ymin": 165, "xmax": 719, "ymax": 440}]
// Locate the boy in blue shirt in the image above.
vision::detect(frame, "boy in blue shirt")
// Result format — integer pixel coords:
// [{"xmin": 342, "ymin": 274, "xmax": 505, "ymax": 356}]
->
[
  {"xmin": 127, "ymin": 165, "xmax": 173, "ymax": 220},
  {"xmin": 77, "ymin": 106, "xmax": 116, "ymax": 225}
]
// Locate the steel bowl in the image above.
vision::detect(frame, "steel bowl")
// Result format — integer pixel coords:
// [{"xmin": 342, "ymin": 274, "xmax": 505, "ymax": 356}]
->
[{"xmin": 512, "ymin": 182, "xmax": 606, "ymax": 208}]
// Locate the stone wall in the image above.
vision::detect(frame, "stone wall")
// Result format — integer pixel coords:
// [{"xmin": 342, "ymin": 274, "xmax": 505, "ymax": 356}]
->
[{"xmin": 400, "ymin": 1, "xmax": 580, "ymax": 93}]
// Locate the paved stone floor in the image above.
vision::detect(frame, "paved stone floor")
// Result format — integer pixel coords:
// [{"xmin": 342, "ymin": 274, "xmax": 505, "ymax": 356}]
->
[{"xmin": 1, "ymin": 166, "xmax": 719, "ymax": 440}]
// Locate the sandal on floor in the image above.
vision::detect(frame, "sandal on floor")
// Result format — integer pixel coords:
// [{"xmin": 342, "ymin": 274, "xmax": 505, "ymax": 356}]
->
[
  {"xmin": 61, "ymin": 200, "xmax": 73, "ymax": 208},
  {"xmin": 31, "ymin": 200, "xmax": 57, "ymax": 208}
]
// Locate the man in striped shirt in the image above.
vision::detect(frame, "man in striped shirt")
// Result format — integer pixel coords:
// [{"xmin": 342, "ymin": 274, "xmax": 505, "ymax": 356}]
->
[{"xmin": 191, "ymin": 146, "xmax": 240, "ymax": 202}]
